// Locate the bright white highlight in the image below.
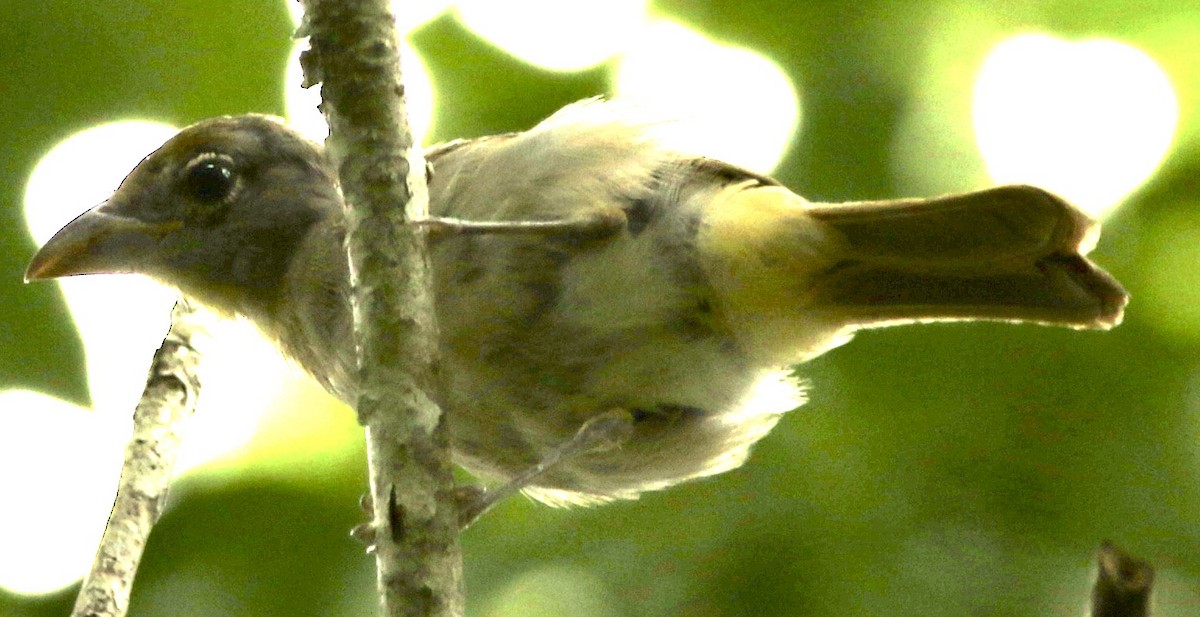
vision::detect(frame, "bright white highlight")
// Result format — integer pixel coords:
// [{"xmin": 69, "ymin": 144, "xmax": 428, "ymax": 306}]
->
[
  {"xmin": 174, "ymin": 320, "xmax": 294, "ymax": 472},
  {"xmin": 0, "ymin": 391, "xmax": 125, "ymax": 595},
  {"xmin": 455, "ymin": 0, "xmax": 647, "ymax": 71},
  {"xmin": 614, "ymin": 20, "xmax": 801, "ymax": 174},
  {"xmin": 284, "ymin": 40, "xmax": 437, "ymax": 144},
  {"xmin": 24, "ymin": 122, "xmax": 184, "ymax": 416},
  {"xmin": 973, "ymin": 34, "xmax": 1178, "ymax": 218}
]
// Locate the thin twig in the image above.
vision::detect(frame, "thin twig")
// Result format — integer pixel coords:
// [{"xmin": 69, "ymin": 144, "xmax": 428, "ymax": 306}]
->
[
  {"xmin": 414, "ymin": 211, "xmax": 625, "ymax": 241},
  {"xmin": 1090, "ymin": 541, "xmax": 1155, "ymax": 617},
  {"xmin": 297, "ymin": 1, "xmax": 464, "ymax": 616},
  {"xmin": 71, "ymin": 298, "xmax": 211, "ymax": 617}
]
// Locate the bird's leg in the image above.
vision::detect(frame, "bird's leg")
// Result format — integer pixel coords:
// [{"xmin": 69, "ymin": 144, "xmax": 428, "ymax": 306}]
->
[
  {"xmin": 413, "ymin": 207, "xmax": 627, "ymax": 241},
  {"xmin": 455, "ymin": 408, "xmax": 636, "ymax": 529},
  {"xmin": 354, "ymin": 409, "xmax": 635, "ymax": 540}
]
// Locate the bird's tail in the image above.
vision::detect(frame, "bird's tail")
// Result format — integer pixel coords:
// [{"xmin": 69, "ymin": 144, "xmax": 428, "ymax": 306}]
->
[
  {"xmin": 803, "ymin": 185, "xmax": 1126, "ymax": 329},
  {"xmin": 698, "ymin": 184, "xmax": 1127, "ymax": 364}
]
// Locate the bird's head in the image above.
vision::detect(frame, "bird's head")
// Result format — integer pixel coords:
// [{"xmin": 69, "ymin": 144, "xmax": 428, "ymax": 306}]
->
[{"xmin": 26, "ymin": 116, "xmax": 340, "ymax": 313}]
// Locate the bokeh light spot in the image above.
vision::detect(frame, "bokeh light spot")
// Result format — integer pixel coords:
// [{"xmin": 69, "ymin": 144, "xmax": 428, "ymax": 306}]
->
[
  {"xmin": 480, "ymin": 565, "xmax": 622, "ymax": 617},
  {"xmin": 24, "ymin": 121, "xmax": 184, "ymax": 416},
  {"xmin": 455, "ymin": 0, "xmax": 647, "ymax": 72},
  {"xmin": 972, "ymin": 34, "xmax": 1178, "ymax": 218},
  {"xmin": 0, "ymin": 390, "xmax": 125, "ymax": 595},
  {"xmin": 24, "ymin": 121, "xmax": 179, "ymax": 246},
  {"xmin": 614, "ymin": 20, "xmax": 801, "ymax": 174}
]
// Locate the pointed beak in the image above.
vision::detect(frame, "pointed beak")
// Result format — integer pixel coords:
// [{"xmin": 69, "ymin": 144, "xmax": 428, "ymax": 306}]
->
[{"xmin": 25, "ymin": 204, "xmax": 181, "ymax": 282}]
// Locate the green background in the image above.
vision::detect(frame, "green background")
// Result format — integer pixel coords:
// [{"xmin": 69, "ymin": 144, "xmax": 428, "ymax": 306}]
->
[{"xmin": 3, "ymin": 1, "xmax": 1199, "ymax": 615}]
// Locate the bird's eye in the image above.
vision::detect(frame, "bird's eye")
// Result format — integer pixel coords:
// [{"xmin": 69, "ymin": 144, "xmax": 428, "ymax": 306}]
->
[{"xmin": 183, "ymin": 156, "xmax": 237, "ymax": 203}]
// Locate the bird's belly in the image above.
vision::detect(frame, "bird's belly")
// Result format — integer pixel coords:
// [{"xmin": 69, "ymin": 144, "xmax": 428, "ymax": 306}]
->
[
  {"xmin": 438, "ymin": 322, "xmax": 799, "ymax": 504},
  {"xmin": 426, "ymin": 222, "xmax": 804, "ymax": 503}
]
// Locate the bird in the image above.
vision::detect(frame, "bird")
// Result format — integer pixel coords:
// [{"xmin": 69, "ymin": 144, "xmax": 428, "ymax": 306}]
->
[{"xmin": 26, "ymin": 100, "xmax": 1127, "ymax": 506}]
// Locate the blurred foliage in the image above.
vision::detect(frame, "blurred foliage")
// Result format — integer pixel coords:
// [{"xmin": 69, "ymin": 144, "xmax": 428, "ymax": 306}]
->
[{"xmin": 3, "ymin": 1, "xmax": 1200, "ymax": 616}]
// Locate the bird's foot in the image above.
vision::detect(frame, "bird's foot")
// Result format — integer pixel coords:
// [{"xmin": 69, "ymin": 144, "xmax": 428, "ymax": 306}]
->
[
  {"xmin": 456, "ymin": 408, "xmax": 636, "ymax": 529},
  {"xmin": 350, "ymin": 492, "xmax": 377, "ymax": 552},
  {"xmin": 350, "ymin": 410, "xmax": 635, "ymax": 534}
]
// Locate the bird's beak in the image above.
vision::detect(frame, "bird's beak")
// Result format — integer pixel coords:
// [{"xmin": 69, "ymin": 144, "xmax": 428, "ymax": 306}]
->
[{"xmin": 25, "ymin": 204, "xmax": 181, "ymax": 282}]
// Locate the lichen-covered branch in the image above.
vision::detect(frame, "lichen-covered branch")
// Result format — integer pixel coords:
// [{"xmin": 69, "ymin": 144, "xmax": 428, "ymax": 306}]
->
[
  {"xmin": 1089, "ymin": 541, "xmax": 1154, "ymax": 617},
  {"xmin": 296, "ymin": 1, "xmax": 463, "ymax": 616},
  {"xmin": 71, "ymin": 298, "xmax": 211, "ymax": 617}
]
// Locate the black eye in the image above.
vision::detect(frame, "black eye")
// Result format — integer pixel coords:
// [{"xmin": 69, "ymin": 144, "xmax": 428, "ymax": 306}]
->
[{"xmin": 184, "ymin": 159, "xmax": 236, "ymax": 203}]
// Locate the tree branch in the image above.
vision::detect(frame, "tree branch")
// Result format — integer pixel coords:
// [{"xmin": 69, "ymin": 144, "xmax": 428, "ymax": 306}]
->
[
  {"xmin": 71, "ymin": 298, "xmax": 211, "ymax": 617},
  {"xmin": 296, "ymin": 1, "xmax": 463, "ymax": 616}
]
